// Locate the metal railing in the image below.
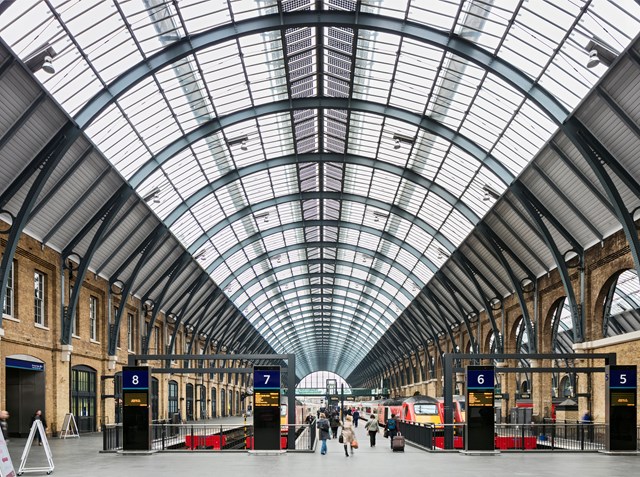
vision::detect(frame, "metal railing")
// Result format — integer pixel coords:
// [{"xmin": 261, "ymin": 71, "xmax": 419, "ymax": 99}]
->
[
  {"xmin": 102, "ymin": 422, "xmax": 316, "ymax": 452},
  {"xmin": 398, "ymin": 421, "xmax": 614, "ymax": 451}
]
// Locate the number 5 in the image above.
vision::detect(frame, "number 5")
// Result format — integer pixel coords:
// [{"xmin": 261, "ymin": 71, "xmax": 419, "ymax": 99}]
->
[{"xmin": 620, "ymin": 374, "xmax": 626, "ymax": 384}]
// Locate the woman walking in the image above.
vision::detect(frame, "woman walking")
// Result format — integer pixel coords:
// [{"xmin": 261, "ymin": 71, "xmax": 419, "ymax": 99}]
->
[
  {"xmin": 364, "ymin": 413, "xmax": 380, "ymax": 447},
  {"xmin": 317, "ymin": 412, "xmax": 331, "ymax": 455},
  {"xmin": 340, "ymin": 414, "xmax": 356, "ymax": 456}
]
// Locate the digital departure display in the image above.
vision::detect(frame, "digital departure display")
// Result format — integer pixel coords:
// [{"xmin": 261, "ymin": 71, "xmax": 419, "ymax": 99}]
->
[
  {"xmin": 468, "ymin": 391, "xmax": 494, "ymax": 407},
  {"xmin": 611, "ymin": 392, "xmax": 636, "ymax": 407},
  {"xmin": 124, "ymin": 392, "xmax": 148, "ymax": 407},
  {"xmin": 254, "ymin": 392, "xmax": 280, "ymax": 407}
]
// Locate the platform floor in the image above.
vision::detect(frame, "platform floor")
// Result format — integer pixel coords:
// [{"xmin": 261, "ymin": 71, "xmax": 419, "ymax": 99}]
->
[{"xmin": 5, "ymin": 417, "xmax": 638, "ymax": 477}]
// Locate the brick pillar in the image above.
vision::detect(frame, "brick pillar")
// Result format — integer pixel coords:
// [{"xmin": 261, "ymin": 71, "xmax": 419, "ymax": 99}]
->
[{"xmin": 530, "ymin": 359, "xmax": 552, "ymax": 422}]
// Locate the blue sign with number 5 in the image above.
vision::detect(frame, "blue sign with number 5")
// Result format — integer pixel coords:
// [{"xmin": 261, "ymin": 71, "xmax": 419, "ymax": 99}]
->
[
  {"xmin": 609, "ymin": 366, "xmax": 636, "ymax": 389},
  {"xmin": 123, "ymin": 367, "xmax": 149, "ymax": 390}
]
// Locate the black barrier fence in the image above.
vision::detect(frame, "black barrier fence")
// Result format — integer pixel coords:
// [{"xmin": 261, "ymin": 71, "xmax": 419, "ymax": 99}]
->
[
  {"xmin": 397, "ymin": 420, "xmax": 633, "ymax": 451},
  {"xmin": 102, "ymin": 422, "xmax": 315, "ymax": 452}
]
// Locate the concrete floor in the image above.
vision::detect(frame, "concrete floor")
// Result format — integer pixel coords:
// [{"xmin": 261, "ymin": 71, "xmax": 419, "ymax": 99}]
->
[{"xmin": 5, "ymin": 417, "xmax": 639, "ymax": 477}]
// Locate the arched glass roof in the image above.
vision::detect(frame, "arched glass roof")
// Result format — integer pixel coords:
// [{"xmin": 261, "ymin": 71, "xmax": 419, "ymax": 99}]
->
[{"xmin": 1, "ymin": 0, "xmax": 639, "ymax": 377}]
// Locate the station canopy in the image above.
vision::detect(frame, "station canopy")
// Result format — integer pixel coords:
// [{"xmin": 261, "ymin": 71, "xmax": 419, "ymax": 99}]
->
[{"xmin": 1, "ymin": 0, "xmax": 639, "ymax": 379}]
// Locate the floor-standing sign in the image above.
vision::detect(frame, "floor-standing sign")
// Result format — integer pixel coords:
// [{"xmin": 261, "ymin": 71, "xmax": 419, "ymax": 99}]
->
[
  {"xmin": 122, "ymin": 366, "xmax": 150, "ymax": 451},
  {"xmin": 252, "ymin": 365, "xmax": 281, "ymax": 450},
  {"xmin": 17, "ymin": 419, "xmax": 54, "ymax": 475},
  {"xmin": 465, "ymin": 365, "xmax": 495, "ymax": 452},
  {"xmin": 606, "ymin": 365, "xmax": 637, "ymax": 452},
  {"xmin": 0, "ymin": 427, "xmax": 16, "ymax": 477}
]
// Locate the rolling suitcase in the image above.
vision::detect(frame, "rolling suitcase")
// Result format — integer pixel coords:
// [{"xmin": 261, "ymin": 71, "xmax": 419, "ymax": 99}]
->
[{"xmin": 392, "ymin": 432, "xmax": 405, "ymax": 452}]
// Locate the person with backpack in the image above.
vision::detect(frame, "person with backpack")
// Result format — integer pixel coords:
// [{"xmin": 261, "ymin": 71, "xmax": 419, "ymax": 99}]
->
[
  {"xmin": 330, "ymin": 411, "xmax": 340, "ymax": 439},
  {"xmin": 364, "ymin": 413, "xmax": 380, "ymax": 446},
  {"xmin": 317, "ymin": 412, "xmax": 331, "ymax": 455},
  {"xmin": 385, "ymin": 414, "xmax": 398, "ymax": 449}
]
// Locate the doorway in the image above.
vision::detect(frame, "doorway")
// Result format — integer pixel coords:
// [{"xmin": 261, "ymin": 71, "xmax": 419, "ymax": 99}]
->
[{"xmin": 5, "ymin": 356, "xmax": 45, "ymax": 437}]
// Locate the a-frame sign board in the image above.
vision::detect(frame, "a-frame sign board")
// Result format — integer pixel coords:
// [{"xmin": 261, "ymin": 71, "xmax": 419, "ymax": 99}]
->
[
  {"xmin": 58, "ymin": 413, "xmax": 79, "ymax": 439},
  {"xmin": 17, "ymin": 420, "xmax": 54, "ymax": 475},
  {"xmin": 0, "ymin": 428, "xmax": 16, "ymax": 477}
]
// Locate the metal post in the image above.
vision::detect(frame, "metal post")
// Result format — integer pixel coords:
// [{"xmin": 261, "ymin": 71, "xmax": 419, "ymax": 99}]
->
[
  {"xmin": 287, "ymin": 354, "xmax": 296, "ymax": 450},
  {"xmin": 443, "ymin": 353, "xmax": 454, "ymax": 449}
]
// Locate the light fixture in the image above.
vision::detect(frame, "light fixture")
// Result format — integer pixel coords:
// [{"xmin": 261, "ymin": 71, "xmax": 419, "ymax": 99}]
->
[
  {"xmin": 482, "ymin": 184, "xmax": 501, "ymax": 201},
  {"xmin": 255, "ymin": 211, "xmax": 269, "ymax": 223},
  {"xmin": 585, "ymin": 37, "xmax": 618, "ymax": 69},
  {"xmin": 373, "ymin": 211, "xmax": 389, "ymax": 222},
  {"xmin": 142, "ymin": 186, "xmax": 161, "ymax": 204},
  {"xmin": 392, "ymin": 133, "xmax": 415, "ymax": 150},
  {"xmin": 42, "ymin": 56, "xmax": 55, "ymax": 74},
  {"xmin": 23, "ymin": 43, "xmax": 57, "ymax": 75},
  {"xmin": 194, "ymin": 249, "xmax": 208, "ymax": 261},
  {"xmin": 226, "ymin": 134, "xmax": 249, "ymax": 148},
  {"xmin": 437, "ymin": 247, "xmax": 450, "ymax": 259}
]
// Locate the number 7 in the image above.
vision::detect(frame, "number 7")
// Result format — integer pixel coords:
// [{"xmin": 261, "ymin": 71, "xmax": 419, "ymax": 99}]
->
[{"xmin": 264, "ymin": 374, "xmax": 270, "ymax": 384}]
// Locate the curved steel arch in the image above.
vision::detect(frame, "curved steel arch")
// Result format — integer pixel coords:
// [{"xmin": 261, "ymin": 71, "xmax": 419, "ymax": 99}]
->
[
  {"xmin": 221, "ymin": 241, "xmax": 427, "ymax": 291},
  {"xmin": 75, "ymin": 11, "xmax": 567, "ymax": 132},
  {"xmin": 168, "ymin": 152, "xmax": 470, "ymax": 252},
  {"xmin": 231, "ymin": 257, "xmax": 415, "ymax": 305},
  {"xmin": 242, "ymin": 271, "xmax": 400, "ymax": 328},
  {"xmin": 258, "ymin": 300, "xmax": 392, "ymax": 336},
  {"xmin": 128, "ymin": 96, "xmax": 514, "ymax": 198},
  {"xmin": 202, "ymin": 206, "xmax": 447, "ymax": 277}
]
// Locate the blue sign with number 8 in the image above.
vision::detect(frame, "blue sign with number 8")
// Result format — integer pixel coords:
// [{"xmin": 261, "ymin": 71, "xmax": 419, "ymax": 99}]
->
[{"xmin": 123, "ymin": 367, "xmax": 149, "ymax": 390}]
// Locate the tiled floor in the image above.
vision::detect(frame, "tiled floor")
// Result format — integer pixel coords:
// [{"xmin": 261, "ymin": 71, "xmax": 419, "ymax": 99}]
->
[{"xmin": 5, "ymin": 418, "xmax": 639, "ymax": 477}]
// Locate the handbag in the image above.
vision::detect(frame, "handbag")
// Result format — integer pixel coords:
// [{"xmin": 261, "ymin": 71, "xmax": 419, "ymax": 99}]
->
[
  {"xmin": 351, "ymin": 439, "xmax": 359, "ymax": 449},
  {"xmin": 384, "ymin": 429, "xmax": 389, "ymax": 438},
  {"xmin": 338, "ymin": 434, "xmax": 344, "ymax": 443}
]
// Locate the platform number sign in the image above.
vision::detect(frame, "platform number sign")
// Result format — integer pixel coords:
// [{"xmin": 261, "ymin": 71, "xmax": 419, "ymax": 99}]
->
[
  {"xmin": 253, "ymin": 366, "xmax": 280, "ymax": 390},
  {"xmin": 123, "ymin": 367, "xmax": 149, "ymax": 390},
  {"xmin": 467, "ymin": 366, "xmax": 494, "ymax": 390},
  {"xmin": 608, "ymin": 367, "xmax": 637, "ymax": 389}
]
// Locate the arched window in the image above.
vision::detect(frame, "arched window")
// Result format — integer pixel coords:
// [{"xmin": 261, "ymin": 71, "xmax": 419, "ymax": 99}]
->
[
  {"xmin": 220, "ymin": 389, "xmax": 226, "ymax": 417},
  {"xmin": 71, "ymin": 365, "xmax": 96, "ymax": 433},
  {"xmin": 228, "ymin": 390, "xmax": 233, "ymax": 416},
  {"xmin": 211, "ymin": 387, "xmax": 217, "ymax": 418},
  {"xmin": 602, "ymin": 270, "xmax": 640, "ymax": 338}
]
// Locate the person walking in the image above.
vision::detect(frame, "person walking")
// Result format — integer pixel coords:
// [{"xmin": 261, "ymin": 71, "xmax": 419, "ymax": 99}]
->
[
  {"xmin": 31, "ymin": 410, "xmax": 47, "ymax": 446},
  {"xmin": 364, "ymin": 413, "xmax": 380, "ymax": 447},
  {"xmin": 385, "ymin": 413, "xmax": 398, "ymax": 449},
  {"xmin": 317, "ymin": 412, "xmax": 331, "ymax": 455},
  {"xmin": 340, "ymin": 414, "xmax": 356, "ymax": 456},
  {"xmin": 330, "ymin": 411, "xmax": 340, "ymax": 439},
  {"xmin": 0, "ymin": 410, "xmax": 9, "ymax": 442},
  {"xmin": 352, "ymin": 409, "xmax": 360, "ymax": 427}
]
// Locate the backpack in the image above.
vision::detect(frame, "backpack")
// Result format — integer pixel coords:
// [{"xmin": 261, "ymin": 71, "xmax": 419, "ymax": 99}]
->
[{"xmin": 387, "ymin": 419, "xmax": 396, "ymax": 430}]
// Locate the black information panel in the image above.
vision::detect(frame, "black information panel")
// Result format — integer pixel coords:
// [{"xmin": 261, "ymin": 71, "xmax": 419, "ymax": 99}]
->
[
  {"xmin": 466, "ymin": 365, "xmax": 495, "ymax": 451},
  {"xmin": 122, "ymin": 366, "xmax": 150, "ymax": 451},
  {"xmin": 253, "ymin": 365, "xmax": 281, "ymax": 450},
  {"xmin": 605, "ymin": 365, "xmax": 637, "ymax": 451}
]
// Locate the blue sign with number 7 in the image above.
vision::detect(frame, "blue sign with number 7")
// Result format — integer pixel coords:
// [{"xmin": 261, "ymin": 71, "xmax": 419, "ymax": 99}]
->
[{"xmin": 254, "ymin": 366, "xmax": 280, "ymax": 390}]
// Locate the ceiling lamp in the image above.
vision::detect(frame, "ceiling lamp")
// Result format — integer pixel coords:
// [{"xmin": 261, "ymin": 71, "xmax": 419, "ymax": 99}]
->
[
  {"xmin": 241, "ymin": 139, "xmax": 248, "ymax": 151},
  {"xmin": 585, "ymin": 37, "xmax": 618, "ymax": 69},
  {"xmin": 23, "ymin": 43, "xmax": 57, "ymax": 75},
  {"xmin": 393, "ymin": 138, "xmax": 401, "ymax": 150},
  {"xmin": 482, "ymin": 184, "xmax": 501, "ymax": 201},
  {"xmin": 392, "ymin": 133, "xmax": 415, "ymax": 150},
  {"xmin": 42, "ymin": 55, "xmax": 55, "ymax": 74}
]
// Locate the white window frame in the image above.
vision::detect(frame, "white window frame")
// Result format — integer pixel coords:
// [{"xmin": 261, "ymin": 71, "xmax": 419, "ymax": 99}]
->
[
  {"xmin": 34, "ymin": 271, "xmax": 45, "ymax": 326},
  {"xmin": 3, "ymin": 261, "xmax": 13, "ymax": 317},
  {"xmin": 89, "ymin": 296, "xmax": 98, "ymax": 341},
  {"xmin": 127, "ymin": 313, "xmax": 134, "ymax": 352}
]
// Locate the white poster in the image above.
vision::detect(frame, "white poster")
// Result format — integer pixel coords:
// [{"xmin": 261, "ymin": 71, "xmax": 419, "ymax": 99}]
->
[{"xmin": 0, "ymin": 430, "xmax": 16, "ymax": 477}]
